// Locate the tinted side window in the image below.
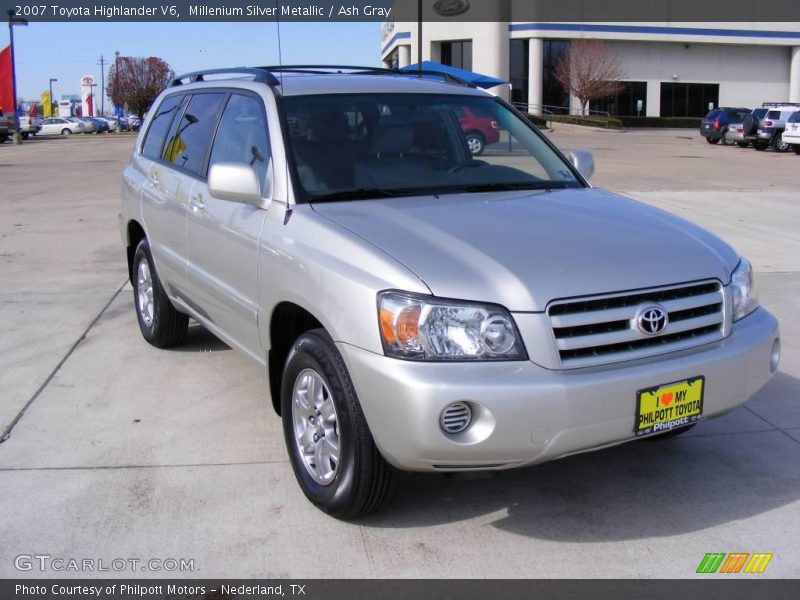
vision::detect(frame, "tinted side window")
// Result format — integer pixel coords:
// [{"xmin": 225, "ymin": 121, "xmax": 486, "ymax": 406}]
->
[
  {"xmin": 766, "ymin": 110, "xmax": 780, "ymax": 119},
  {"xmin": 141, "ymin": 94, "xmax": 182, "ymax": 160},
  {"xmin": 208, "ymin": 94, "xmax": 271, "ymax": 189},
  {"xmin": 162, "ymin": 93, "xmax": 225, "ymax": 176},
  {"xmin": 788, "ymin": 111, "xmax": 800, "ymax": 123}
]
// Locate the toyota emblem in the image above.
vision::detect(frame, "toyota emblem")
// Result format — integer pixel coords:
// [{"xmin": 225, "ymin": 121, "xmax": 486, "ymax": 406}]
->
[{"xmin": 637, "ymin": 305, "xmax": 668, "ymax": 335}]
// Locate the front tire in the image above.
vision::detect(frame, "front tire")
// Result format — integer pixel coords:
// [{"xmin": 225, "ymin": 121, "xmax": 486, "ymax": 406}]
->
[
  {"xmin": 131, "ymin": 239, "xmax": 188, "ymax": 348},
  {"xmin": 705, "ymin": 136, "xmax": 720, "ymax": 145},
  {"xmin": 61, "ymin": 128, "xmax": 72, "ymax": 136},
  {"xmin": 773, "ymin": 133, "xmax": 789, "ymax": 152},
  {"xmin": 281, "ymin": 329, "xmax": 391, "ymax": 519}
]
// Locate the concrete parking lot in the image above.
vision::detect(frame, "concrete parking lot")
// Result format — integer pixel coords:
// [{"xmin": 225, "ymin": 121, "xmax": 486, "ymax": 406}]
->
[{"xmin": 0, "ymin": 128, "xmax": 798, "ymax": 578}]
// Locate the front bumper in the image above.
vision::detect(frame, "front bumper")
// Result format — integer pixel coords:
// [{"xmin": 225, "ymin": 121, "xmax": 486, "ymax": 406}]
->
[{"xmin": 338, "ymin": 308, "xmax": 779, "ymax": 472}]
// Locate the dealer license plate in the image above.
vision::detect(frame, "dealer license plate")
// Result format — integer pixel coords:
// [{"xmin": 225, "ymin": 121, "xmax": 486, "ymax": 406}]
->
[{"xmin": 635, "ymin": 376, "xmax": 704, "ymax": 437}]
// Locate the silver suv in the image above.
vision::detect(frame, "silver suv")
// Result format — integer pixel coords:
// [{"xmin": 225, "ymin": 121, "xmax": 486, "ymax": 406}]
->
[
  {"xmin": 755, "ymin": 103, "xmax": 800, "ymax": 151},
  {"xmin": 120, "ymin": 66, "xmax": 780, "ymax": 518}
]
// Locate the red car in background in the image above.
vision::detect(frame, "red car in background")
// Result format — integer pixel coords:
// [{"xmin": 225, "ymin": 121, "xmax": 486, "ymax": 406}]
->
[{"xmin": 456, "ymin": 106, "xmax": 500, "ymax": 155}]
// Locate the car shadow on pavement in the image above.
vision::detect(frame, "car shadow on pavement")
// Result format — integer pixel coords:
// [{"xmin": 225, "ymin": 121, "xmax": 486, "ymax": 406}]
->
[
  {"xmin": 361, "ymin": 372, "xmax": 800, "ymax": 542},
  {"xmin": 171, "ymin": 323, "xmax": 232, "ymax": 353}
]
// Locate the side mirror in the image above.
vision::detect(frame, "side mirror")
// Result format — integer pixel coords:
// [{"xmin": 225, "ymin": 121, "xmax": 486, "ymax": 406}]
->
[
  {"xmin": 568, "ymin": 150, "xmax": 595, "ymax": 181},
  {"xmin": 208, "ymin": 162, "xmax": 263, "ymax": 206}
]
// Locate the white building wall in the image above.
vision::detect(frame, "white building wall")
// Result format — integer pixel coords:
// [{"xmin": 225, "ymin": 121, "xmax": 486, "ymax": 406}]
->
[{"xmin": 607, "ymin": 41, "xmax": 791, "ymax": 112}]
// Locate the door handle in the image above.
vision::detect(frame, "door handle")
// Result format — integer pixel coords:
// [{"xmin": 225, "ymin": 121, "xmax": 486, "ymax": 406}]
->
[{"xmin": 189, "ymin": 194, "xmax": 205, "ymax": 211}]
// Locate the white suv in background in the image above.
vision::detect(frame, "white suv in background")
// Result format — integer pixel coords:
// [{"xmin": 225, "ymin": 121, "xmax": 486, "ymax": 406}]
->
[
  {"xmin": 781, "ymin": 110, "xmax": 800, "ymax": 154},
  {"xmin": 754, "ymin": 104, "xmax": 800, "ymax": 152}
]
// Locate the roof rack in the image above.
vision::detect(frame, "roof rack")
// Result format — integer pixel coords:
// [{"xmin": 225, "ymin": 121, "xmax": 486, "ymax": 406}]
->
[
  {"xmin": 169, "ymin": 65, "xmax": 475, "ymax": 89},
  {"xmin": 169, "ymin": 68, "xmax": 280, "ymax": 87},
  {"xmin": 257, "ymin": 64, "xmax": 475, "ymax": 87},
  {"xmin": 762, "ymin": 102, "xmax": 800, "ymax": 107}
]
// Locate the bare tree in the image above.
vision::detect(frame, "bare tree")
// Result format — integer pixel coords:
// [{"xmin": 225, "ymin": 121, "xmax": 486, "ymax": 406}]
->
[
  {"xmin": 106, "ymin": 57, "xmax": 175, "ymax": 118},
  {"xmin": 554, "ymin": 40, "xmax": 625, "ymax": 116}
]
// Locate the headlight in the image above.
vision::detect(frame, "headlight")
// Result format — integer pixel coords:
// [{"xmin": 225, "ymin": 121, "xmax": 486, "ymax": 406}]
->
[
  {"xmin": 731, "ymin": 258, "xmax": 759, "ymax": 321},
  {"xmin": 378, "ymin": 291, "xmax": 527, "ymax": 361}
]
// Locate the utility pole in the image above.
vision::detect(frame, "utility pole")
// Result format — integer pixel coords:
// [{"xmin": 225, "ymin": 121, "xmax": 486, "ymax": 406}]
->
[{"xmin": 97, "ymin": 55, "xmax": 105, "ymax": 116}]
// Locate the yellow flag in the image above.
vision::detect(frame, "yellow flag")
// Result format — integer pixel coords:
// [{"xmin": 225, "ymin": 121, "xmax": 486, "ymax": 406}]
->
[{"xmin": 41, "ymin": 91, "xmax": 52, "ymax": 117}]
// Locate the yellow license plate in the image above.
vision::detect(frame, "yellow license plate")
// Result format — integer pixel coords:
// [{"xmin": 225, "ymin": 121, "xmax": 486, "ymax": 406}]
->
[{"xmin": 635, "ymin": 376, "xmax": 704, "ymax": 437}]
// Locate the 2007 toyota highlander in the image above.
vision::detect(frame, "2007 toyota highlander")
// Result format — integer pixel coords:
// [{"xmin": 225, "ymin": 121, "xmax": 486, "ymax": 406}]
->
[{"xmin": 119, "ymin": 66, "xmax": 780, "ymax": 518}]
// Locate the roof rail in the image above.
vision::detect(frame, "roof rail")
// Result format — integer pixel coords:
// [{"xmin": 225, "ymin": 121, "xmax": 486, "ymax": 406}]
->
[
  {"xmin": 169, "ymin": 65, "xmax": 475, "ymax": 89},
  {"xmin": 257, "ymin": 64, "xmax": 475, "ymax": 87},
  {"xmin": 762, "ymin": 102, "xmax": 800, "ymax": 107},
  {"xmin": 169, "ymin": 68, "xmax": 280, "ymax": 87}
]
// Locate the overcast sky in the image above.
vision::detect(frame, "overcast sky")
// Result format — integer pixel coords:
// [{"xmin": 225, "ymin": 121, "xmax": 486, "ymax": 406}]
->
[{"xmin": 3, "ymin": 21, "xmax": 381, "ymax": 105}]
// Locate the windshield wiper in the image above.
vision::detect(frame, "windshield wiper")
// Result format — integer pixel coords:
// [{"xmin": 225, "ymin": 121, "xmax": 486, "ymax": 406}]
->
[
  {"xmin": 309, "ymin": 188, "xmax": 414, "ymax": 202},
  {"xmin": 454, "ymin": 181, "xmax": 567, "ymax": 193}
]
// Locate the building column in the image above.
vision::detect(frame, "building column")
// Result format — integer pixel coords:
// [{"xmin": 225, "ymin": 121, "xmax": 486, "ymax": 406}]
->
[
  {"xmin": 790, "ymin": 46, "xmax": 800, "ymax": 103},
  {"xmin": 472, "ymin": 22, "xmax": 510, "ymax": 101},
  {"xmin": 646, "ymin": 80, "xmax": 661, "ymax": 117},
  {"xmin": 398, "ymin": 45, "xmax": 411, "ymax": 68},
  {"xmin": 527, "ymin": 38, "xmax": 543, "ymax": 112}
]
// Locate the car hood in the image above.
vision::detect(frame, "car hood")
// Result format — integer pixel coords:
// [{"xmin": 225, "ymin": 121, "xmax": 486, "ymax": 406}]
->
[{"xmin": 312, "ymin": 188, "xmax": 739, "ymax": 312}]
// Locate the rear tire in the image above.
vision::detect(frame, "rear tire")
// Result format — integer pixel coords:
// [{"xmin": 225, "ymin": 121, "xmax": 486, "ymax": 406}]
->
[
  {"xmin": 281, "ymin": 329, "xmax": 392, "ymax": 519},
  {"xmin": 754, "ymin": 142, "xmax": 767, "ymax": 151},
  {"xmin": 705, "ymin": 137, "xmax": 720, "ymax": 145},
  {"xmin": 131, "ymin": 239, "xmax": 188, "ymax": 348},
  {"xmin": 465, "ymin": 132, "xmax": 486, "ymax": 155},
  {"xmin": 736, "ymin": 141, "xmax": 749, "ymax": 148}
]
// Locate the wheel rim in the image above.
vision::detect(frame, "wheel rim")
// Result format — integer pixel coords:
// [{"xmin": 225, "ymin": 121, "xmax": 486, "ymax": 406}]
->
[
  {"xmin": 291, "ymin": 368, "xmax": 340, "ymax": 486},
  {"xmin": 467, "ymin": 136, "xmax": 482, "ymax": 154},
  {"xmin": 136, "ymin": 260, "xmax": 155, "ymax": 328},
  {"xmin": 777, "ymin": 136, "xmax": 788, "ymax": 151}
]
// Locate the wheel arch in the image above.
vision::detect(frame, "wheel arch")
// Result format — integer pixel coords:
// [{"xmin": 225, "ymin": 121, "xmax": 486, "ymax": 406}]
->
[
  {"xmin": 267, "ymin": 301, "xmax": 325, "ymax": 415},
  {"xmin": 126, "ymin": 220, "xmax": 147, "ymax": 283}
]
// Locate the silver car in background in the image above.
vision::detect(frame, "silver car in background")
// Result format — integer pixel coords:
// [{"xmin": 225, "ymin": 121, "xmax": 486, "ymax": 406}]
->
[{"xmin": 120, "ymin": 66, "xmax": 780, "ymax": 518}]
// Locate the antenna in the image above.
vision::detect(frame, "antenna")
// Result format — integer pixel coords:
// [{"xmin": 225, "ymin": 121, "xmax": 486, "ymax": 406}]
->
[{"xmin": 275, "ymin": 1, "xmax": 292, "ymax": 223}]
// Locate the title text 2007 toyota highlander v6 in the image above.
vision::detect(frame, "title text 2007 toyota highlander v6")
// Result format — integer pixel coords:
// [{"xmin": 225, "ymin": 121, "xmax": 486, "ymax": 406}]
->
[{"xmin": 120, "ymin": 66, "xmax": 780, "ymax": 518}]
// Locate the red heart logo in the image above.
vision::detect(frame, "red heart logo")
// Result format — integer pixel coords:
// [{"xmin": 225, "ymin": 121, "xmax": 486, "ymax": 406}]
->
[{"xmin": 661, "ymin": 392, "xmax": 674, "ymax": 406}]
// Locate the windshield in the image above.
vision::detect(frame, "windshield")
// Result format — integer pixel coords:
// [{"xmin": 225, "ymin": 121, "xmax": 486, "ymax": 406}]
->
[{"xmin": 282, "ymin": 93, "xmax": 582, "ymax": 202}]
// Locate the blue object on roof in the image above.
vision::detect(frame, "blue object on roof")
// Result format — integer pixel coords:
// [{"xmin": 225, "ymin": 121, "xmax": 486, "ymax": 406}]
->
[{"xmin": 399, "ymin": 61, "xmax": 508, "ymax": 89}]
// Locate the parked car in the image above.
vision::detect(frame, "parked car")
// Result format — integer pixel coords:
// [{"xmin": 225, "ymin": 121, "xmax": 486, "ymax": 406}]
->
[
  {"xmin": 88, "ymin": 117, "xmax": 109, "ymax": 133},
  {"xmin": 699, "ymin": 107, "xmax": 750, "ymax": 144},
  {"xmin": 725, "ymin": 107, "xmax": 769, "ymax": 147},
  {"xmin": 120, "ymin": 66, "xmax": 779, "ymax": 518},
  {"xmin": 781, "ymin": 110, "xmax": 800, "ymax": 154},
  {"xmin": 0, "ymin": 111, "xmax": 10, "ymax": 142},
  {"xmin": 94, "ymin": 117, "xmax": 118, "ymax": 132},
  {"xmin": 126, "ymin": 114, "xmax": 142, "ymax": 130},
  {"xmin": 18, "ymin": 115, "xmax": 42, "ymax": 139},
  {"xmin": 39, "ymin": 117, "xmax": 85, "ymax": 136},
  {"xmin": 754, "ymin": 104, "xmax": 800, "ymax": 151},
  {"xmin": 455, "ymin": 105, "xmax": 501, "ymax": 155},
  {"xmin": 70, "ymin": 117, "xmax": 97, "ymax": 134}
]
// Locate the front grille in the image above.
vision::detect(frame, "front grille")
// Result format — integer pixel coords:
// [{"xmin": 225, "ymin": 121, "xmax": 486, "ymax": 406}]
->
[{"xmin": 548, "ymin": 281, "xmax": 725, "ymax": 369}]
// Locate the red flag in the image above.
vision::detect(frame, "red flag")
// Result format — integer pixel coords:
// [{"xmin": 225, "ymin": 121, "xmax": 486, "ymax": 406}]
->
[{"xmin": 0, "ymin": 46, "xmax": 14, "ymax": 114}]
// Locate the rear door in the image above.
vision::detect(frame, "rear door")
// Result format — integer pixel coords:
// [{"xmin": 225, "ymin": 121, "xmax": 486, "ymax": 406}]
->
[
  {"xmin": 138, "ymin": 93, "xmax": 191, "ymax": 296},
  {"xmin": 185, "ymin": 92, "xmax": 270, "ymax": 358}
]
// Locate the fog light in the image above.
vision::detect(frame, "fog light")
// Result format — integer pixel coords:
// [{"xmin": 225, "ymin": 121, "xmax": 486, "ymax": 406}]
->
[
  {"xmin": 770, "ymin": 338, "xmax": 781, "ymax": 373},
  {"xmin": 440, "ymin": 402, "xmax": 472, "ymax": 434}
]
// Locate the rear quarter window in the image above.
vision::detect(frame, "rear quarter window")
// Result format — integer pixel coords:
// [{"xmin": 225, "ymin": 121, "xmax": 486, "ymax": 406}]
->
[
  {"xmin": 141, "ymin": 94, "xmax": 183, "ymax": 160},
  {"xmin": 766, "ymin": 110, "xmax": 781, "ymax": 119}
]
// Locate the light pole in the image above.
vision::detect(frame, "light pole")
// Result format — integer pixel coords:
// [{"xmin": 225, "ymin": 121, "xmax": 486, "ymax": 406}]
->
[
  {"xmin": 7, "ymin": 9, "xmax": 28, "ymax": 145},
  {"xmin": 48, "ymin": 78, "xmax": 57, "ymax": 117}
]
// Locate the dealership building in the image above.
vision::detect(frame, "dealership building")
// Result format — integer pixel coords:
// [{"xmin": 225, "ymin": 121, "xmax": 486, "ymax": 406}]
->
[{"xmin": 381, "ymin": 18, "xmax": 800, "ymax": 117}]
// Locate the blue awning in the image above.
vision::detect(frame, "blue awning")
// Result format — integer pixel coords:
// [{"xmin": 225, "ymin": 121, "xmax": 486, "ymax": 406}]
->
[{"xmin": 399, "ymin": 61, "xmax": 508, "ymax": 89}]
